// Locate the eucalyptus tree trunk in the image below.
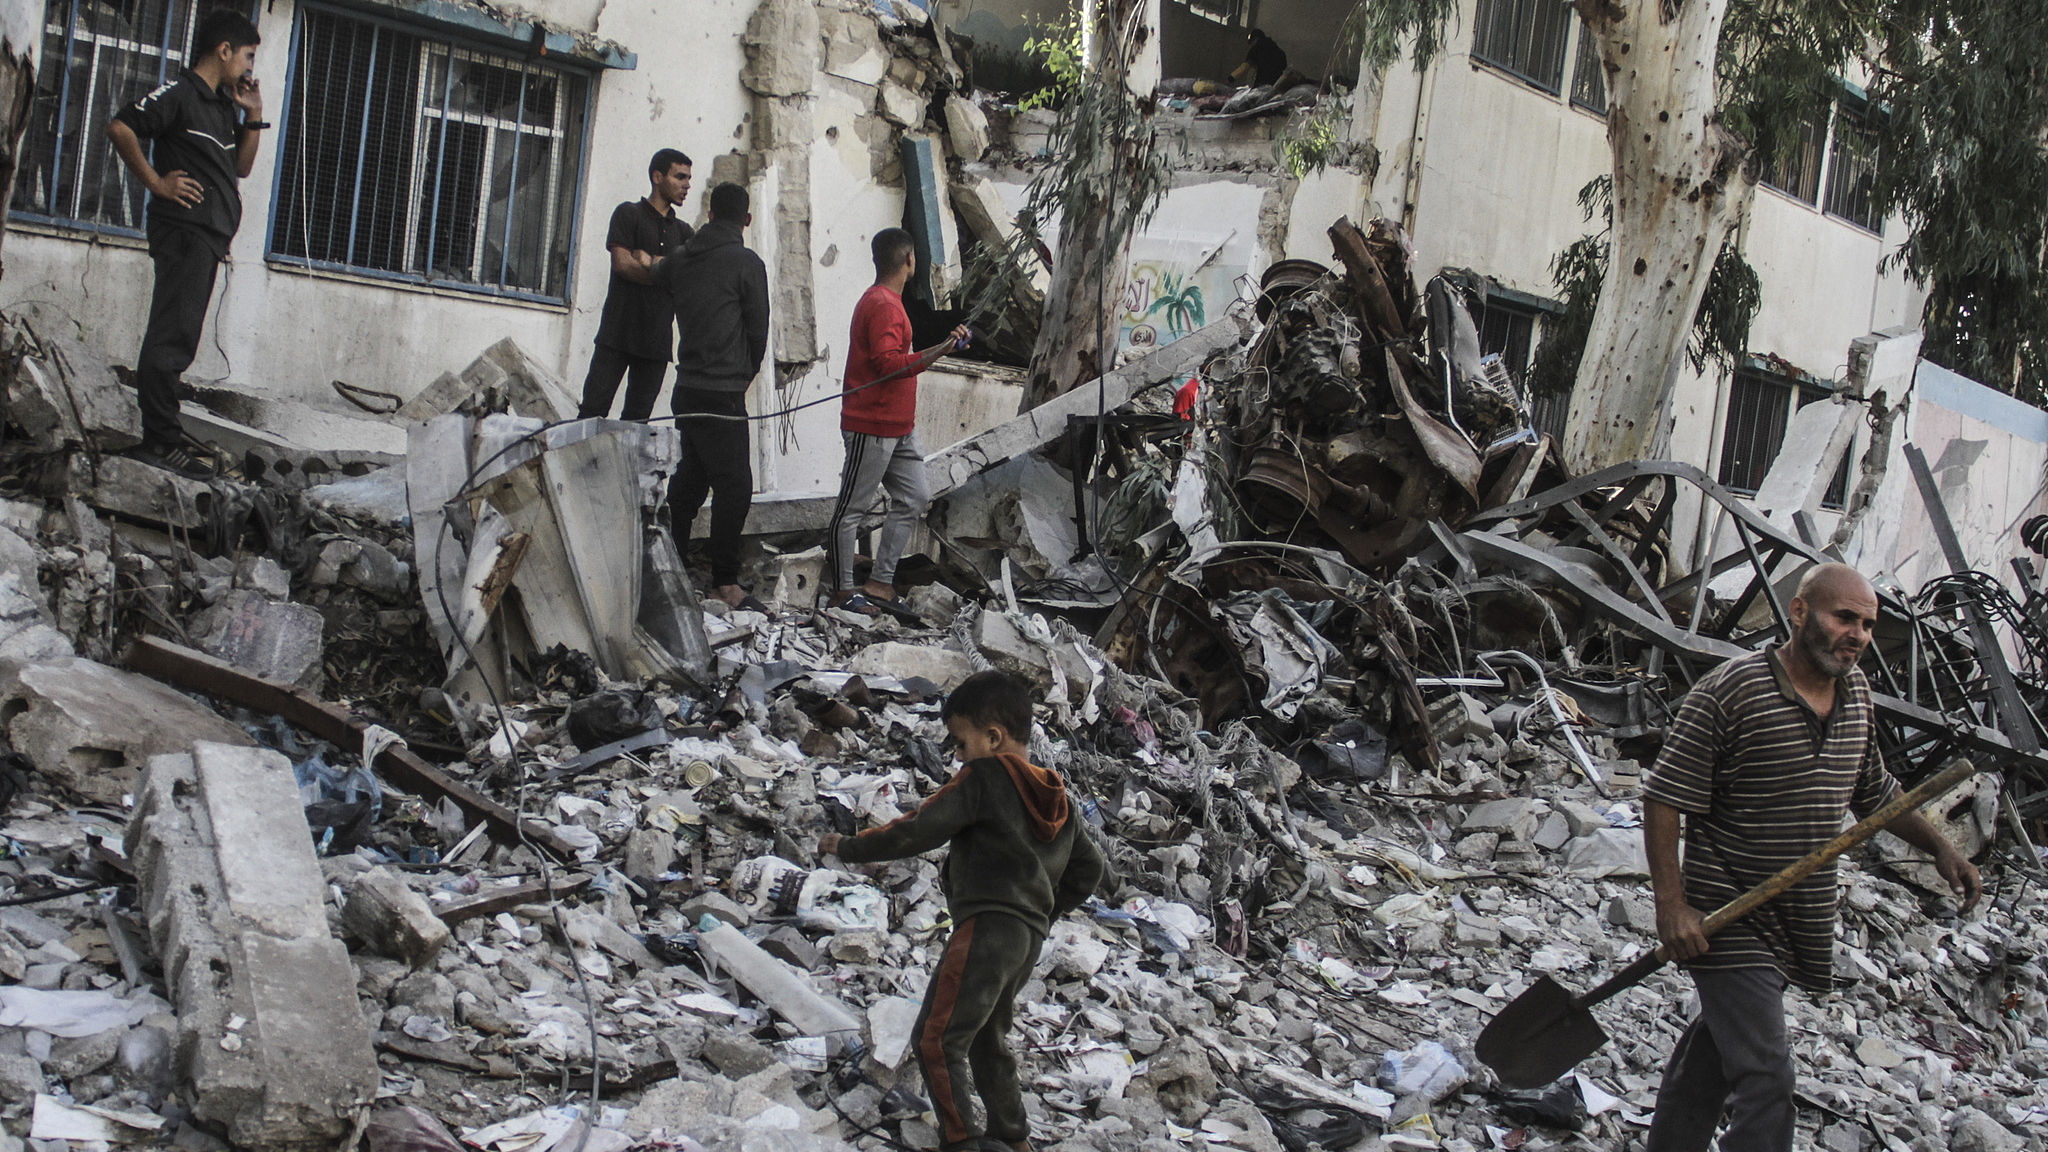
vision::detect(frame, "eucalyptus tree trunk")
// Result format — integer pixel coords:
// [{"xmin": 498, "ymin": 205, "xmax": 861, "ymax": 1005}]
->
[
  {"xmin": 1562, "ymin": 0, "xmax": 1756, "ymax": 474},
  {"xmin": 0, "ymin": 4, "xmax": 38, "ymax": 275},
  {"xmin": 1023, "ymin": 2, "xmax": 1149, "ymax": 412}
]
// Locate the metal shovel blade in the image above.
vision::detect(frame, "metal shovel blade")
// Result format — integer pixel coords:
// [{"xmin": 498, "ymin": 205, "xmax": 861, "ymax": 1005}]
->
[{"xmin": 1474, "ymin": 976, "xmax": 1609, "ymax": 1090}]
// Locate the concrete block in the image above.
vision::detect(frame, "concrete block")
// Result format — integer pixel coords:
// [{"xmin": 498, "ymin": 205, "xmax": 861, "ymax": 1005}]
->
[
  {"xmin": 944, "ymin": 95, "xmax": 989, "ymax": 161},
  {"xmin": 679, "ymin": 891, "xmax": 752, "ymax": 929},
  {"xmin": 1531, "ymin": 810, "xmax": 1574, "ymax": 851},
  {"xmin": 1459, "ymin": 798, "xmax": 1540, "ymax": 840},
  {"xmin": 879, "ymin": 80, "xmax": 925, "ymax": 127},
  {"xmin": 759, "ymin": 546, "xmax": 826, "ymax": 612},
  {"xmin": 740, "ymin": 0, "xmax": 819, "ymax": 98},
  {"xmin": 0, "ymin": 656, "xmax": 254, "ymax": 806},
  {"xmin": 341, "ymin": 868, "xmax": 450, "ymax": 968},
  {"xmin": 125, "ymin": 743, "xmax": 377, "ymax": 1148},
  {"xmin": 67, "ymin": 454, "xmax": 215, "ymax": 531},
  {"xmin": 974, "ymin": 611, "xmax": 1052, "ymax": 690},
  {"xmin": 847, "ymin": 642, "xmax": 975, "ymax": 691},
  {"xmin": 759, "ymin": 926, "xmax": 820, "ymax": 971},
  {"xmin": 623, "ymin": 829, "xmax": 678, "ymax": 878},
  {"xmin": 191, "ymin": 590, "xmax": 326, "ymax": 689},
  {"xmin": 1430, "ymin": 692, "xmax": 1495, "ymax": 745},
  {"xmin": 233, "ymin": 556, "xmax": 291, "ymax": 600},
  {"xmin": 701, "ymin": 1032, "xmax": 777, "ymax": 1078},
  {"xmin": 476, "ymin": 338, "xmax": 579, "ymax": 423}
]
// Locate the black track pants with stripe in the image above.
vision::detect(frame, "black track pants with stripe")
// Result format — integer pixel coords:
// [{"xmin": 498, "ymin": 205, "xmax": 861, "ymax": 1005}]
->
[{"xmin": 912, "ymin": 913, "xmax": 1043, "ymax": 1149}]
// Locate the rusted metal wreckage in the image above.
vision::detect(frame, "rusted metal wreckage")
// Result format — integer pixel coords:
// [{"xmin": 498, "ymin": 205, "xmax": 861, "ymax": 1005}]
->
[{"xmin": 983, "ymin": 213, "xmax": 2048, "ymax": 836}]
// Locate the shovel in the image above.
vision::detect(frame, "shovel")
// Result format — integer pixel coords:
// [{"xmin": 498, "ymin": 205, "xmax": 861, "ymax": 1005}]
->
[{"xmin": 1475, "ymin": 757, "xmax": 1976, "ymax": 1089}]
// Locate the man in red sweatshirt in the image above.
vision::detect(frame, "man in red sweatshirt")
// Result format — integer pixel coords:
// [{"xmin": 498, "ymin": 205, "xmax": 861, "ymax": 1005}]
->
[
  {"xmin": 821, "ymin": 671, "xmax": 1105, "ymax": 1152},
  {"xmin": 826, "ymin": 228, "xmax": 969, "ymax": 614}
]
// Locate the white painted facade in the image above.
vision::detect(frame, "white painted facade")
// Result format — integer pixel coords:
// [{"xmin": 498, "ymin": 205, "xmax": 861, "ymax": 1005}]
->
[{"xmin": 9, "ymin": 0, "xmax": 2035, "ymax": 588}]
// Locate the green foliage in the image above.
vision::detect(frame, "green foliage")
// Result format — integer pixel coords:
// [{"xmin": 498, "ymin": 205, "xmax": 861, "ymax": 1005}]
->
[
  {"xmin": 1276, "ymin": 93, "xmax": 1352, "ymax": 179},
  {"xmin": 960, "ymin": 6, "xmax": 1176, "ymax": 372},
  {"xmin": 1871, "ymin": 1, "xmax": 2048, "ymax": 405},
  {"xmin": 1019, "ymin": 13, "xmax": 1085, "ymax": 112},
  {"xmin": 1343, "ymin": 0, "xmax": 1463, "ymax": 73},
  {"xmin": 1350, "ymin": 0, "xmax": 2048, "ymax": 408},
  {"xmin": 1529, "ymin": 177, "xmax": 1760, "ymax": 399}
]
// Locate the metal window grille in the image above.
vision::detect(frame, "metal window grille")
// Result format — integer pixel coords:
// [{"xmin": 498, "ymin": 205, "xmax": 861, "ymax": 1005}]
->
[
  {"xmin": 270, "ymin": 5, "xmax": 590, "ymax": 300},
  {"xmin": 1717, "ymin": 369, "xmax": 1795, "ymax": 495},
  {"xmin": 1472, "ymin": 0, "xmax": 1572, "ymax": 93},
  {"xmin": 1476, "ymin": 301, "xmax": 1535, "ymax": 376},
  {"xmin": 1761, "ymin": 104, "xmax": 1827, "ymax": 205},
  {"xmin": 11, "ymin": 0, "xmax": 202, "ymax": 232},
  {"xmin": 1824, "ymin": 101, "xmax": 1881, "ymax": 233},
  {"xmin": 1568, "ymin": 19, "xmax": 1605, "ymax": 114}
]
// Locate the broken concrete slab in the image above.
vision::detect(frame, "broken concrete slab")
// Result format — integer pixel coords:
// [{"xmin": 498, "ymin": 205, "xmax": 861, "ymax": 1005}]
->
[
  {"xmin": 191, "ymin": 590, "xmax": 326, "ymax": 690},
  {"xmin": 125, "ymin": 742, "xmax": 378, "ymax": 1148},
  {"xmin": 63, "ymin": 454, "xmax": 216, "ymax": 531},
  {"xmin": 923, "ymin": 313, "xmax": 1249, "ymax": 500},
  {"xmin": 397, "ymin": 340, "xmax": 579, "ymax": 424},
  {"xmin": 0, "ymin": 656, "xmax": 255, "ymax": 806},
  {"xmin": 1, "ymin": 318, "xmax": 142, "ymax": 451},
  {"xmin": 944, "ymin": 95, "xmax": 989, "ymax": 161},
  {"xmin": 846, "ymin": 642, "xmax": 975, "ymax": 691},
  {"xmin": 974, "ymin": 611, "xmax": 1052, "ymax": 689},
  {"xmin": 341, "ymin": 868, "xmax": 451, "ymax": 969}
]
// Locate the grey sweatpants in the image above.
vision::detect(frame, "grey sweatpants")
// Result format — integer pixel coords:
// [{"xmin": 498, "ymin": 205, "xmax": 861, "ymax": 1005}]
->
[
  {"xmin": 827, "ymin": 429, "xmax": 929, "ymax": 591},
  {"xmin": 1646, "ymin": 965, "xmax": 1795, "ymax": 1152}
]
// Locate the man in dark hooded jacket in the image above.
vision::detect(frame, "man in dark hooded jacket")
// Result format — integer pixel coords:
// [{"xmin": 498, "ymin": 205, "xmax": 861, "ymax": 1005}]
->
[{"xmin": 653, "ymin": 181, "xmax": 769, "ymax": 609}]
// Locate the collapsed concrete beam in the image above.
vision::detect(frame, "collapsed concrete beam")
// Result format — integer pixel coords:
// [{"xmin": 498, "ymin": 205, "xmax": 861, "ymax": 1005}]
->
[
  {"xmin": 0, "ymin": 655, "xmax": 257, "ymax": 807},
  {"xmin": 125, "ymin": 741, "xmax": 378, "ymax": 1147},
  {"xmin": 121, "ymin": 636, "xmax": 579, "ymax": 857},
  {"xmin": 924, "ymin": 313, "xmax": 1251, "ymax": 501}
]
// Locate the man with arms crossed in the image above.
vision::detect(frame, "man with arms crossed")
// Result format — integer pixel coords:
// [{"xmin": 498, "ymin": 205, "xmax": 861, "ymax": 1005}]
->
[
  {"xmin": 1643, "ymin": 562, "xmax": 1981, "ymax": 1151},
  {"xmin": 578, "ymin": 149, "xmax": 693, "ymax": 421},
  {"xmin": 106, "ymin": 8, "xmax": 265, "ymax": 478}
]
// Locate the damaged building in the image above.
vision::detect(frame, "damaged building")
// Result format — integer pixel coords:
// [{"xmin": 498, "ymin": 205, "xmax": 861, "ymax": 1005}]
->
[{"xmin": 0, "ymin": 2, "xmax": 2035, "ymax": 1152}]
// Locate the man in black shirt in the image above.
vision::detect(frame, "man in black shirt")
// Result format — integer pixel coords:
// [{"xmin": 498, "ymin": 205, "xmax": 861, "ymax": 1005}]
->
[
  {"xmin": 106, "ymin": 8, "xmax": 265, "ymax": 478},
  {"xmin": 577, "ymin": 148, "xmax": 693, "ymax": 420},
  {"xmin": 653, "ymin": 182, "xmax": 769, "ymax": 610}
]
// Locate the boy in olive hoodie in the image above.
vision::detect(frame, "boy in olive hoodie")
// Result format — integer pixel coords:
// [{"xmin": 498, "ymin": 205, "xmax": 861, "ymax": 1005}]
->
[{"xmin": 820, "ymin": 671, "xmax": 1106, "ymax": 1152}]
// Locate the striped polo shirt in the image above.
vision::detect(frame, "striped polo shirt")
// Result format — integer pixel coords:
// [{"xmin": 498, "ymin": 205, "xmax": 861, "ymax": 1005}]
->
[{"xmin": 1643, "ymin": 646, "xmax": 1901, "ymax": 992}]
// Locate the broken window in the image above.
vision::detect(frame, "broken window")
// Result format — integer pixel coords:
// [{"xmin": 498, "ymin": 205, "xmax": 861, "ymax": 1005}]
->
[
  {"xmin": 269, "ymin": 5, "xmax": 591, "ymax": 301},
  {"xmin": 11, "ymin": 0, "xmax": 208, "ymax": 233},
  {"xmin": 1568, "ymin": 19, "xmax": 1605, "ymax": 114},
  {"xmin": 1471, "ymin": 0, "xmax": 1572, "ymax": 93},
  {"xmin": 1823, "ymin": 98, "xmax": 1881, "ymax": 233},
  {"xmin": 1760, "ymin": 103, "xmax": 1828, "ymax": 205},
  {"xmin": 1470, "ymin": 292, "xmax": 1566, "ymax": 442}
]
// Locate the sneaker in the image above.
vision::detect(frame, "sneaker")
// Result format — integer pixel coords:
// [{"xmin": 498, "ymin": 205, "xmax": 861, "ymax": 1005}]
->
[{"xmin": 128, "ymin": 441, "xmax": 214, "ymax": 480}]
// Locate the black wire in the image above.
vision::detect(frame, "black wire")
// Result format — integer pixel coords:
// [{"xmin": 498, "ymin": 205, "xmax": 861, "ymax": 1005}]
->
[{"xmin": 0, "ymin": 880, "xmax": 120, "ymax": 907}]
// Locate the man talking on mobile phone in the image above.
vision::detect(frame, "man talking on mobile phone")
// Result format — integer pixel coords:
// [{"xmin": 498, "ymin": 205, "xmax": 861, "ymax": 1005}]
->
[{"xmin": 105, "ymin": 7, "xmax": 265, "ymax": 478}]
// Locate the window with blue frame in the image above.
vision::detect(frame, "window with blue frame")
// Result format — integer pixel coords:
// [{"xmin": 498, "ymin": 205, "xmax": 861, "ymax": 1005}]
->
[
  {"xmin": 269, "ymin": 5, "xmax": 591, "ymax": 301},
  {"xmin": 12, "ymin": 0, "xmax": 207, "ymax": 234}
]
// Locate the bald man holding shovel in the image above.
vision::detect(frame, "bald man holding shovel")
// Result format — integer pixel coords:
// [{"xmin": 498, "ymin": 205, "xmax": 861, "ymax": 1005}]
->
[{"xmin": 1641, "ymin": 563, "xmax": 1982, "ymax": 1151}]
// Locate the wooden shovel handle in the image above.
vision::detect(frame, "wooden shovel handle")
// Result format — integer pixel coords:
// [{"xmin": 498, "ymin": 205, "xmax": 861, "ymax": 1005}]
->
[
  {"xmin": 1573, "ymin": 757, "xmax": 1976, "ymax": 1011},
  {"xmin": 1690, "ymin": 756, "xmax": 1976, "ymax": 943}
]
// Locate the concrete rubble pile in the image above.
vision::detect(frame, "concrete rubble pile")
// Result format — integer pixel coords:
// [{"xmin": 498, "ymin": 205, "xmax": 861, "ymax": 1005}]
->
[{"xmin": 0, "ymin": 229, "xmax": 2035, "ymax": 1152}]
